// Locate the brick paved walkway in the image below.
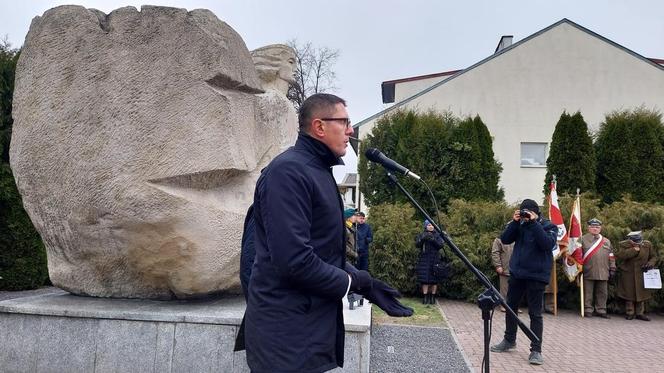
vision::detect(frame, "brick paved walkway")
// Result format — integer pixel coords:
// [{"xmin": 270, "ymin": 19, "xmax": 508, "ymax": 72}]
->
[{"xmin": 439, "ymin": 298, "xmax": 664, "ymax": 373}]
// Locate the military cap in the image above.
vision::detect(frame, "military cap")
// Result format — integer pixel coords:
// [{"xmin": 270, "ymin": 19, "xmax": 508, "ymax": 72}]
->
[{"xmin": 627, "ymin": 231, "xmax": 643, "ymax": 243}]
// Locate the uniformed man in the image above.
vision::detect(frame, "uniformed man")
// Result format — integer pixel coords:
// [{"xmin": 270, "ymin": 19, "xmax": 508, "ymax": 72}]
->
[
  {"xmin": 615, "ymin": 231, "xmax": 657, "ymax": 321},
  {"xmin": 579, "ymin": 218, "xmax": 615, "ymax": 318}
]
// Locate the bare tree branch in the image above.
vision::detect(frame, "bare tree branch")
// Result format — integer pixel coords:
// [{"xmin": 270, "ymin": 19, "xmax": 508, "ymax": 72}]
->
[{"xmin": 286, "ymin": 39, "xmax": 339, "ymax": 110}]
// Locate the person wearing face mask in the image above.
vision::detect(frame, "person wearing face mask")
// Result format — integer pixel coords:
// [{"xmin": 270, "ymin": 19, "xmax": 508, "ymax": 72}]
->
[
  {"xmin": 615, "ymin": 231, "xmax": 657, "ymax": 321},
  {"xmin": 490, "ymin": 199, "xmax": 558, "ymax": 366}
]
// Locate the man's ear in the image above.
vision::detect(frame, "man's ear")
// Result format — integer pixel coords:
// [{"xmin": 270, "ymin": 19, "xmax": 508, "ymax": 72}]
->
[{"xmin": 310, "ymin": 119, "xmax": 325, "ymax": 138}]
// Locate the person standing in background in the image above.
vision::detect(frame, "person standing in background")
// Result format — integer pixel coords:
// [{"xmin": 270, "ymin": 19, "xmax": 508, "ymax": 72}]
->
[
  {"xmin": 415, "ymin": 220, "xmax": 444, "ymax": 304},
  {"xmin": 491, "ymin": 237, "xmax": 515, "ymax": 312},
  {"xmin": 577, "ymin": 218, "xmax": 615, "ymax": 318},
  {"xmin": 355, "ymin": 212, "xmax": 373, "ymax": 271},
  {"xmin": 615, "ymin": 231, "xmax": 657, "ymax": 321},
  {"xmin": 490, "ymin": 199, "xmax": 557, "ymax": 366}
]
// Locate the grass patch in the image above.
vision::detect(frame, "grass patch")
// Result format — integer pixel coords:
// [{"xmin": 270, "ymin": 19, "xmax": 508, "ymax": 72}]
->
[{"xmin": 372, "ymin": 297, "xmax": 447, "ymax": 327}]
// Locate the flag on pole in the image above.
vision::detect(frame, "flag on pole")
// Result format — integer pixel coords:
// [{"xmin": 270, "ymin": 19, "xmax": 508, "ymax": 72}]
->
[
  {"xmin": 548, "ymin": 178, "xmax": 568, "ymax": 259},
  {"xmin": 563, "ymin": 192, "xmax": 583, "ymax": 282}
]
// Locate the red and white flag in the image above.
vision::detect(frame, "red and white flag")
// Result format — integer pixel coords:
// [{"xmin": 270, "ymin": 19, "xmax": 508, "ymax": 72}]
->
[
  {"xmin": 563, "ymin": 194, "xmax": 583, "ymax": 281},
  {"xmin": 548, "ymin": 179, "xmax": 568, "ymax": 259},
  {"xmin": 568, "ymin": 195, "xmax": 582, "ymax": 255}
]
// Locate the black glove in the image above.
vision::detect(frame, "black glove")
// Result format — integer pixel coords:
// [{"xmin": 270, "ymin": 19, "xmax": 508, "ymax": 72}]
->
[
  {"xmin": 349, "ymin": 270, "xmax": 373, "ymax": 293},
  {"xmin": 641, "ymin": 263, "xmax": 655, "ymax": 271},
  {"xmin": 363, "ymin": 279, "xmax": 414, "ymax": 317}
]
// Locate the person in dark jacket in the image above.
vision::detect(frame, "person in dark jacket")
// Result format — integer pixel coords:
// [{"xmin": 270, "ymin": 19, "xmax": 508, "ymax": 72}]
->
[
  {"xmin": 490, "ymin": 199, "xmax": 558, "ymax": 366},
  {"xmin": 415, "ymin": 220, "xmax": 444, "ymax": 304},
  {"xmin": 355, "ymin": 211, "xmax": 373, "ymax": 271},
  {"xmin": 244, "ymin": 93, "xmax": 412, "ymax": 373}
]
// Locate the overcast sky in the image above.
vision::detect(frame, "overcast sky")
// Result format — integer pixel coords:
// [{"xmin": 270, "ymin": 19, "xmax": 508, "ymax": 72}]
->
[{"xmin": 3, "ymin": 1, "xmax": 664, "ymax": 181}]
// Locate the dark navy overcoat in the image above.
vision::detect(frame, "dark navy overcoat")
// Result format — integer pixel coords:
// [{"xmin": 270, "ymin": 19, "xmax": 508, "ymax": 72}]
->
[
  {"xmin": 501, "ymin": 218, "xmax": 558, "ymax": 284},
  {"xmin": 245, "ymin": 134, "xmax": 350, "ymax": 373}
]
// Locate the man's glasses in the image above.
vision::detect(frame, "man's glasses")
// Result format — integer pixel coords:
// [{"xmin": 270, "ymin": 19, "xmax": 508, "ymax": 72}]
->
[{"xmin": 320, "ymin": 117, "xmax": 352, "ymax": 129}]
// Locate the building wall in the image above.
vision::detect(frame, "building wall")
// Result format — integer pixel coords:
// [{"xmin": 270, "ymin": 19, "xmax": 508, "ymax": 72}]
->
[
  {"xmin": 393, "ymin": 76, "xmax": 448, "ymax": 103},
  {"xmin": 359, "ymin": 22, "xmax": 664, "ymax": 204}
]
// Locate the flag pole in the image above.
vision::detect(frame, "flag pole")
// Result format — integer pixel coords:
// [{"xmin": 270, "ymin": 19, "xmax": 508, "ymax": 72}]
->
[
  {"xmin": 544, "ymin": 174, "xmax": 560, "ymax": 316},
  {"xmin": 552, "ymin": 176, "xmax": 558, "ymax": 316},
  {"xmin": 580, "ymin": 273, "xmax": 585, "ymax": 317},
  {"xmin": 576, "ymin": 188, "xmax": 585, "ymax": 318},
  {"xmin": 553, "ymin": 261, "xmax": 558, "ymax": 316}
]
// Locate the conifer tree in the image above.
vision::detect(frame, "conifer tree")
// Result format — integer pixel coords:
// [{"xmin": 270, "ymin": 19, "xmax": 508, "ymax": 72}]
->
[
  {"xmin": 596, "ymin": 108, "xmax": 664, "ymax": 203},
  {"xmin": 544, "ymin": 111, "xmax": 595, "ymax": 195},
  {"xmin": 359, "ymin": 110, "xmax": 503, "ymax": 214}
]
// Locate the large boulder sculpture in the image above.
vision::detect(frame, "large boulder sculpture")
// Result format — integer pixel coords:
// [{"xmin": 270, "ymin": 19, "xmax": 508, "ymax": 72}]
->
[{"xmin": 10, "ymin": 5, "xmax": 297, "ymax": 299}]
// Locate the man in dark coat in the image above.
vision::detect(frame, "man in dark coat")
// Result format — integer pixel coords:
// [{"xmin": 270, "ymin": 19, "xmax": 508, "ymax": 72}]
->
[
  {"xmin": 490, "ymin": 199, "xmax": 558, "ymax": 366},
  {"xmin": 244, "ymin": 93, "xmax": 412, "ymax": 373},
  {"xmin": 355, "ymin": 212, "xmax": 373, "ymax": 271},
  {"xmin": 615, "ymin": 231, "xmax": 657, "ymax": 321}
]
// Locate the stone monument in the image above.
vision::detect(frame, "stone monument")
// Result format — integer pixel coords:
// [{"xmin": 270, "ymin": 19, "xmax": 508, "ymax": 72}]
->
[{"xmin": 10, "ymin": 5, "xmax": 298, "ymax": 299}]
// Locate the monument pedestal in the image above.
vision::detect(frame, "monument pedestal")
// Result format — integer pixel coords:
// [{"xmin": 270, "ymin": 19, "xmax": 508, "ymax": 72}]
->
[{"xmin": 0, "ymin": 291, "xmax": 371, "ymax": 372}]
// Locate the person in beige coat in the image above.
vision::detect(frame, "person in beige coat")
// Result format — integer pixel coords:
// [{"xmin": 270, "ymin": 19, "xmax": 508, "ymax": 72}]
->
[
  {"xmin": 579, "ymin": 218, "xmax": 615, "ymax": 318},
  {"xmin": 615, "ymin": 231, "xmax": 657, "ymax": 321},
  {"xmin": 491, "ymin": 237, "xmax": 514, "ymax": 312}
]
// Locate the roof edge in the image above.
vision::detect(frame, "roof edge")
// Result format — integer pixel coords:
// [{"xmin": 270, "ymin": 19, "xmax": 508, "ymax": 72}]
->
[{"xmin": 354, "ymin": 18, "xmax": 664, "ymax": 130}]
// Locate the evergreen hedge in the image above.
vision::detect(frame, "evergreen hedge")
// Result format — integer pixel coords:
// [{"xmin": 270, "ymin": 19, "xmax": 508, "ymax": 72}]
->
[
  {"xmin": 358, "ymin": 109, "xmax": 503, "ymax": 214},
  {"xmin": 367, "ymin": 196, "xmax": 664, "ymax": 312},
  {"xmin": 0, "ymin": 43, "xmax": 49, "ymax": 290}
]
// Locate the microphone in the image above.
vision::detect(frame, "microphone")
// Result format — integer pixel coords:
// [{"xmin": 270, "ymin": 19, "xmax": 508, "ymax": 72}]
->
[{"xmin": 365, "ymin": 148, "xmax": 421, "ymax": 180}]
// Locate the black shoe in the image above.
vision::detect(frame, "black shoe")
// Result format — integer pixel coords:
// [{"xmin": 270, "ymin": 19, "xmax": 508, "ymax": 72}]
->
[
  {"xmin": 626, "ymin": 314, "xmax": 635, "ymax": 320},
  {"xmin": 636, "ymin": 314, "xmax": 651, "ymax": 321},
  {"xmin": 430, "ymin": 294, "xmax": 436, "ymax": 304},
  {"xmin": 422, "ymin": 295, "xmax": 428, "ymax": 304}
]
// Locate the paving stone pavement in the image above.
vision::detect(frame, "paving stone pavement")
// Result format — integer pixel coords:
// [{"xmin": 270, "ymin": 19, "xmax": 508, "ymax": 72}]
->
[{"xmin": 439, "ymin": 298, "xmax": 664, "ymax": 373}]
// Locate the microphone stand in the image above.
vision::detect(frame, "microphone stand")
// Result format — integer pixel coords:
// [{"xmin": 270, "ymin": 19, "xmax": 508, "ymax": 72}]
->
[{"xmin": 385, "ymin": 172, "xmax": 538, "ymax": 373}]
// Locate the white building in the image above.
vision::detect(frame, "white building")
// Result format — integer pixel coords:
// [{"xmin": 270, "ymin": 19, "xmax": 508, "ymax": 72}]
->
[{"xmin": 355, "ymin": 19, "xmax": 664, "ymax": 204}]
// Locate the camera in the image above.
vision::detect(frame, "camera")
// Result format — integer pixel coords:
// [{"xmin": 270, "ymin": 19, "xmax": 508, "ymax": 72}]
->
[{"xmin": 519, "ymin": 209, "xmax": 531, "ymax": 218}]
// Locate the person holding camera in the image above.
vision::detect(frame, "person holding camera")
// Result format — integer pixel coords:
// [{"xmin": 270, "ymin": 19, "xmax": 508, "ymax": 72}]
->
[
  {"xmin": 615, "ymin": 231, "xmax": 657, "ymax": 321},
  {"xmin": 490, "ymin": 199, "xmax": 557, "ymax": 366},
  {"xmin": 415, "ymin": 220, "xmax": 444, "ymax": 304}
]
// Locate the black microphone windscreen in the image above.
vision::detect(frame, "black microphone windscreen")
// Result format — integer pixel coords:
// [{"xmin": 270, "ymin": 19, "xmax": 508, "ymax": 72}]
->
[{"xmin": 365, "ymin": 148, "xmax": 382, "ymax": 162}]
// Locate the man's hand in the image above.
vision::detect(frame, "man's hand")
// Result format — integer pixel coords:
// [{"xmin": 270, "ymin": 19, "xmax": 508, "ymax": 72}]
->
[
  {"xmin": 641, "ymin": 263, "xmax": 655, "ymax": 271},
  {"xmin": 348, "ymin": 269, "xmax": 413, "ymax": 317},
  {"xmin": 349, "ymin": 270, "xmax": 373, "ymax": 293},
  {"xmin": 496, "ymin": 266, "xmax": 504, "ymax": 275},
  {"xmin": 512, "ymin": 210, "xmax": 521, "ymax": 222},
  {"xmin": 364, "ymin": 279, "xmax": 414, "ymax": 317},
  {"xmin": 526, "ymin": 210, "xmax": 539, "ymax": 220}
]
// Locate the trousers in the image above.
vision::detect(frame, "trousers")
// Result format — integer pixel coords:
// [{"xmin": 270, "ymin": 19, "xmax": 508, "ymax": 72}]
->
[{"xmin": 504, "ymin": 276, "xmax": 546, "ymax": 352}]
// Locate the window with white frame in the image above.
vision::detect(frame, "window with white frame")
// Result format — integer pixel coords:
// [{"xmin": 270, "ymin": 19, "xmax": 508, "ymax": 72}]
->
[{"xmin": 520, "ymin": 142, "xmax": 547, "ymax": 167}]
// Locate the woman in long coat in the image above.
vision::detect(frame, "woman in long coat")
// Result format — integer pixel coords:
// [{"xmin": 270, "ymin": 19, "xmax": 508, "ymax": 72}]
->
[
  {"xmin": 415, "ymin": 220, "xmax": 444, "ymax": 304},
  {"xmin": 615, "ymin": 231, "xmax": 657, "ymax": 321}
]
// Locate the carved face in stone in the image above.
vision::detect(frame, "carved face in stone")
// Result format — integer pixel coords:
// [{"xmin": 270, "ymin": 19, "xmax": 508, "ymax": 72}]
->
[
  {"xmin": 10, "ymin": 6, "xmax": 297, "ymax": 299},
  {"xmin": 251, "ymin": 44, "xmax": 297, "ymax": 94}
]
